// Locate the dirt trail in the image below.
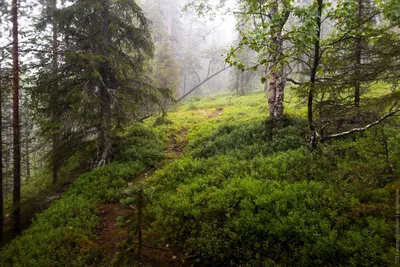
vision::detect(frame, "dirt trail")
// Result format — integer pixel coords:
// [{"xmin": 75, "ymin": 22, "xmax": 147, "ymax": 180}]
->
[
  {"xmin": 95, "ymin": 128, "xmax": 190, "ymax": 266},
  {"xmin": 97, "ymin": 204, "xmax": 131, "ymax": 260},
  {"xmin": 95, "ymin": 109, "xmax": 223, "ymax": 265}
]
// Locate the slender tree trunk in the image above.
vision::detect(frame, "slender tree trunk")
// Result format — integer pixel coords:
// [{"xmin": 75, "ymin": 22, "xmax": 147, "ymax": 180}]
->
[
  {"xmin": 51, "ymin": 0, "xmax": 59, "ymax": 183},
  {"xmin": 12, "ymin": 0, "xmax": 21, "ymax": 236},
  {"xmin": 268, "ymin": 68, "xmax": 278, "ymax": 118},
  {"xmin": 354, "ymin": 0, "xmax": 363, "ymax": 109},
  {"xmin": 308, "ymin": 0, "xmax": 323, "ymax": 149},
  {"xmin": 267, "ymin": 1, "xmax": 289, "ymax": 121},
  {"xmin": 0, "ymin": 53, "xmax": 4, "ymax": 244},
  {"xmin": 267, "ymin": 1, "xmax": 280, "ymax": 119},
  {"xmin": 25, "ymin": 124, "xmax": 30, "ymax": 180}
]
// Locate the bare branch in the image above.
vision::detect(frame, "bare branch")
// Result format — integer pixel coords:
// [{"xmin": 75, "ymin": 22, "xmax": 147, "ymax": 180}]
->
[
  {"xmin": 286, "ymin": 78, "xmax": 304, "ymax": 85},
  {"xmin": 191, "ymin": 67, "xmax": 201, "ymax": 84},
  {"xmin": 321, "ymin": 108, "xmax": 400, "ymax": 141},
  {"xmin": 175, "ymin": 66, "xmax": 230, "ymax": 102}
]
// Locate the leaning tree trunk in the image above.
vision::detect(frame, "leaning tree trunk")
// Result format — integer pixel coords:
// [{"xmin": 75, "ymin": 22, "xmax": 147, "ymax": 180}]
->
[{"xmin": 12, "ymin": 0, "xmax": 21, "ymax": 236}]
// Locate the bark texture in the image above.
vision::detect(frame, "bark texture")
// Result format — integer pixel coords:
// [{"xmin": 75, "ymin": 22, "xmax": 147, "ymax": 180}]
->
[
  {"xmin": 308, "ymin": 0, "xmax": 323, "ymax": 149},
  {"xmin": 12, "ymin": 0, "xmax": 21, "ymax": 235},
  {"xmin": 0, "ymin": 53, "xmax": 3, "ymax": 243}
]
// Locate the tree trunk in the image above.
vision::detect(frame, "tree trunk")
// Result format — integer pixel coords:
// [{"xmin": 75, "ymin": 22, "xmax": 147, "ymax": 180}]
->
[
  {"xmin": 12, "ymin": 0, "xmax": 21, "ymax": 236},
  {"xmin": 175, "ymin": 67, "xmax": 230, "ymax": 102},
  {"xmin": 0, "ymin": 52, "xmax": 4, "ymax": 244},
  {"xmin": 25, "ymin": 124, "xmax": 30, "ymax": 180},
  {"xmin": 98, "ymin": 0, "xmax": 112, "ymax": 166},
  {"xmin": 274, "ymin": 68, "xmax": 286, "ymax": 120},
  {"xmin": 268, "ymin": 68, "xmax": 278, "ymax": 118},
  {"xmin": 267, "ymin": 1, "xmax": 289, "ymax": 121},
  {"xmin": 267, "ymin": 1, "xmax": 279, "ymax": 119},
  {"xmin": 354, "ymin": 0, "xmax": 363, "ymax": 108},
  {"xmin": 308, "ymin": 0, "xmax": 323, "ymax": 149},
  {"xmin": 51, "ymin": 0, "xmax": 59, "ymax": 183}
]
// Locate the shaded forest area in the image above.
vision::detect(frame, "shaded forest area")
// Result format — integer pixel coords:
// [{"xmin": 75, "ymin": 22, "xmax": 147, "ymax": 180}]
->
[{"xmin": 0, "ymin": 0, "xmax": 400, "ymax": 266}]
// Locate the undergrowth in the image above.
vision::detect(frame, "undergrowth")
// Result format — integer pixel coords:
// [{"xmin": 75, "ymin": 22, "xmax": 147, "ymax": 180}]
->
[
  {"xmin": 145, "ymin": 92, "xmax": 399, "ymax": 266},
  {"xmin": 1, "ymin": 91, "xmax": 398, "ymax": 266},
  {"xmin": 0, "ymin": 124, "xmax": 163, "ymax": 267}
]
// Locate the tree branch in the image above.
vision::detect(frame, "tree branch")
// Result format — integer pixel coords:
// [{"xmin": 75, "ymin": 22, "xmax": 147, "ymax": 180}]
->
[
  {"xmin": 286, "ymin": 78, "xmax": 304, "ymax": 85},
  {"xmin": 175, "ymin": 66, "xmax": 230, "ymax": 102},
  {"xmin": 321, "ymin": 108, "xmax": 400, "ymax": 141}
]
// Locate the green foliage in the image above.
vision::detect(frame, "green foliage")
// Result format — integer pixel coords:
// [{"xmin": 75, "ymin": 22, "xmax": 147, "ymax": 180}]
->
[
  {"xmin": 145, "ymin": 93, "xmax": 397, "ymax": 266},
  {"xmin": 0, "ymin": 162, "xmax": 145, "ymax": 266},
  {"xmin": 115, "ymin": 184, "xmax": 154, "ymax": 265},
  {"xmin": 190, "ymin": 117, "xmax": 307, "ymax": 159},
  {"xmin": 2, "ymin": 91, "xmax": 397, "ymax": 266},
  {"xmin": 0, "ymin": 122, "xmax": 165, "ymax": 266},
  {"xmin": 114, "ymin": 124, "xmax": 164, "ymax": 167},
  {"xmin": 31, "ymin": 0, "xmax": 163, "ymax": 170},
  {"xmin": 150, "ymin": 172, "xmax": 392, "ymax": 266},
  {"xmin": 153, "ymin": 115, "xmax": 173, "ymax": 127}
]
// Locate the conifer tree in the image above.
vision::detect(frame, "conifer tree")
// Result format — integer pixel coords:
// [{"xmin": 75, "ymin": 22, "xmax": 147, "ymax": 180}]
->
[
  {"xmin": 32, "ymin": 0, "xmax": 162, "ymax": 168},
  {"xmin": 12, "ymin": 0, "xmax": 21, "ymax": 235}
]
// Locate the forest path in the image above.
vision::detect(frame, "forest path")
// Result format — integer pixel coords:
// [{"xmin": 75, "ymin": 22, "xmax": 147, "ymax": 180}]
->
[
  {"xmin": 96, "ymin": 125, "xmax": 190, "ymax": 266},
  {"xmin": 95, "ymin": 107, "xmax": 223, "ymax": 265}
]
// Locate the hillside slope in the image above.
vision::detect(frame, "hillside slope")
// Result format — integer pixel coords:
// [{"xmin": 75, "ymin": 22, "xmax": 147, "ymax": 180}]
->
[{"xmin": 1, "ymin": 91, "xmax": 399, "ymax": 266}]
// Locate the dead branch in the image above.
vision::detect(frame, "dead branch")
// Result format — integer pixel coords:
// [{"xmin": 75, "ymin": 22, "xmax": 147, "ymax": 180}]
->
[
  {"xmin": 321, "ymin": 107, "xmax": 400, "ymax": 142},
  {"xmin": 175, "ymin": 66, "xmax": 230, "ymax": 102}
]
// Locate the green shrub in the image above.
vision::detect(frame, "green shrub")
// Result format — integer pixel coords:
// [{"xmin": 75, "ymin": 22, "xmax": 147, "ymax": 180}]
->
[
  {"xmin": 147, "ymin": 116, "xmax": 395, "ymax": 266},
  {"xmin": 114, "ymin": 124, "xmax": 164, "ymax": 167},
  {"xmin": 0, "ymin": 162, "xmax": 145, "ymax": 267},
  {"xmin": 150, "ymin": 176, "xmax": 392, "ymax": 266},
  {"xmin": 189, "ymin": 118, "xmax": 307, "ymax": 159}
]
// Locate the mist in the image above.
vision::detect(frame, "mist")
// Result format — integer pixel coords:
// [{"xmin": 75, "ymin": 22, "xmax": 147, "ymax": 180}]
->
[{"xmin": 140, "ymin": 0, "xmax": 261, "ymax": 101}]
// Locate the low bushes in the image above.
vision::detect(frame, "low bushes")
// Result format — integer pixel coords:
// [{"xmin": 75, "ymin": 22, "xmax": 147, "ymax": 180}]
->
[
  {"xmin": 150, "ymin": 171, "xmax": 393, "ymax": 266},
  {"xmin": 0, "ymin": 124, "xmax": 163, "ymax": 267},
  {"xmin": 148, "ymin": 117, "xmax": 396, "ymax": 266},
  {"xmin": 0, "ymin": 162, "xmax": 145, "ymax": 266},
  {"xmin": 189, "ymin": 117, "xmax": 307, "ymax": 159}
]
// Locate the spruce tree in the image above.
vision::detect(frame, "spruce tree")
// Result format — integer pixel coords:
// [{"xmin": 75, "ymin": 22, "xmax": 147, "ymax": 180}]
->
[{"xmin": 32, "ymin": 0, "xmax": 163, "ymax": 168}]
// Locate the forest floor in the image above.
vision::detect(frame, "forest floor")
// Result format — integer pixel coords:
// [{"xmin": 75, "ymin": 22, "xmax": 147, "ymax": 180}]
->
[{"xmin": 96, "ymin": 120, "xmax": 194, "ymax": 266}]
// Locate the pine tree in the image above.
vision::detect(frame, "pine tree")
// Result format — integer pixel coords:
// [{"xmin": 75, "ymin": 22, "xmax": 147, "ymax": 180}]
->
[{"xmin": 12, "ymin": 0, "xmax": 21, "ymax": 235}]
